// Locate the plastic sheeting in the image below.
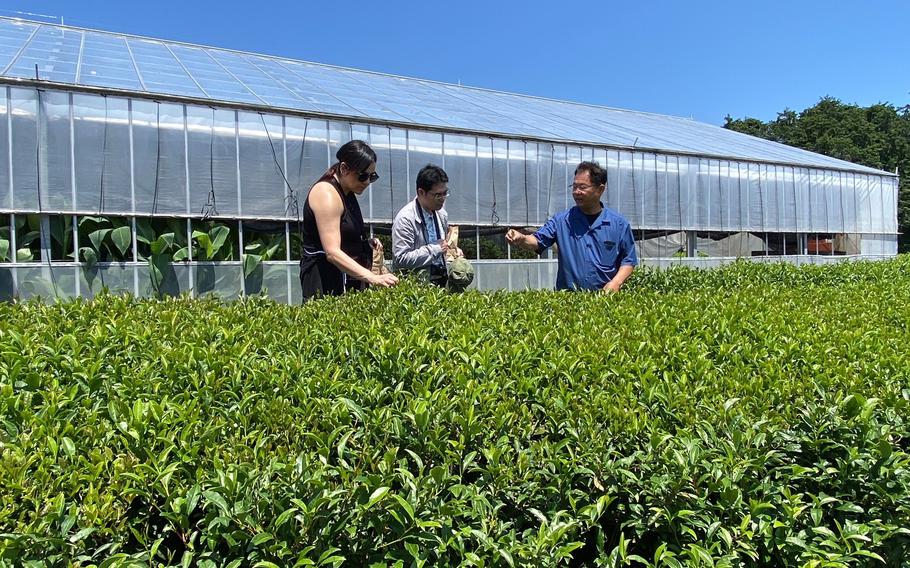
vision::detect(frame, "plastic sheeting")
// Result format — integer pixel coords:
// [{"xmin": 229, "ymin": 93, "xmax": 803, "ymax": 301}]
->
[
  {"xmin": 0, "ymin": 18, "xmax": 897, "ymax": 177},
  {"xmin": 0, "ymin": 87, "xmax": 898, "ymax": 243},
  {"xmin": 636, "ymin": 232, "xmax": 768, "ymax": 258}
]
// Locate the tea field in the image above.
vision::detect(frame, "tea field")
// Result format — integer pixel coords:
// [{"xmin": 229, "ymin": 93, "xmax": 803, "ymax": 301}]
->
[{"xmin": 1, "ymin": 259, "xmax": 909, "ymax": 566}]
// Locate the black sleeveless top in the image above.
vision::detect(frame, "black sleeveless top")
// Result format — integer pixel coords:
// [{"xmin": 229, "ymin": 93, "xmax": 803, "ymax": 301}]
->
[{"xmin": 301, "ymin": 177, "xmax": 371, "ymax": 268}]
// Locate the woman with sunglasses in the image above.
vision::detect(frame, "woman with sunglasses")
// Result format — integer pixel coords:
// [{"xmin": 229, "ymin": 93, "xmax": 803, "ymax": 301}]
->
[{"xmin": 300, "ymin": 140, "xmax": 398, "ymax": 299}]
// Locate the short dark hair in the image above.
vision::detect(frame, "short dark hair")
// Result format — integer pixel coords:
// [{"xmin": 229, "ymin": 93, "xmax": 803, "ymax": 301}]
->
[
  {"xmin": 416, "ymin": 164, "xmax": 449, "ymax": 192},
  {"xmin": 575, "ymin": 161, "xmax": 607, "ymax": 188}
]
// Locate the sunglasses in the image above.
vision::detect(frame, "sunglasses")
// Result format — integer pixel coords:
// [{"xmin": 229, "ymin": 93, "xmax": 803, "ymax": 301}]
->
[{"xmin": 357, "ymin": 170, "xmax": 380, "ymax": 183}]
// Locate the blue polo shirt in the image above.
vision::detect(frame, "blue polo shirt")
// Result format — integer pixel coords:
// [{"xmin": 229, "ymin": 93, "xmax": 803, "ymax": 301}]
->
[{"xmin": 534, "ymin": 204, "xmax": 638, "ymax": 291}]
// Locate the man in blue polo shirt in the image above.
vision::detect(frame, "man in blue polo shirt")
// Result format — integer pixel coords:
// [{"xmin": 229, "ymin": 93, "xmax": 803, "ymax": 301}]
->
[{"xmin": 506, "ymin": 161, "xmax": 638, "ymax": 291}]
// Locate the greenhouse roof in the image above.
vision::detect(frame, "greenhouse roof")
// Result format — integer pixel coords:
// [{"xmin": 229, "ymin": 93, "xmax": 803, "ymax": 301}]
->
[{"xmin": 0, "ymin": 17, "xmax": 893, "ymax": 176}]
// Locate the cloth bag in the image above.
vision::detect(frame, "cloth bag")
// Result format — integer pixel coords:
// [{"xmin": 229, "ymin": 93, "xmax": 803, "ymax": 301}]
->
[
  {"xmin": 370, "ymin": 241, "xmax": 390, "ymax": 275},
  {"xmin": 444, "ymin": 226, "xmax": 474, "ymax": 292}
]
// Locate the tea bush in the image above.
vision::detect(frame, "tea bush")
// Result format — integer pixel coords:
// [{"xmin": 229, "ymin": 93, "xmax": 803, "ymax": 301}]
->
[{"xmin": 1, "ymin": 258, "xmax": 909, "ymax": 566}]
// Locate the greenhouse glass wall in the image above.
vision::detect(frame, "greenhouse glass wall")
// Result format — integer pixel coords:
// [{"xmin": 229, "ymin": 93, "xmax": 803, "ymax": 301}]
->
[{"xmin": 0, "ymin": 17, "xmax": 899, "ymax": 301}]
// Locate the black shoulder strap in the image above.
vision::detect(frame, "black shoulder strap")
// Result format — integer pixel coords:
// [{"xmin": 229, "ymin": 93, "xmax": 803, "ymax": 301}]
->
[{"xmin": 414, "ymin": 199, "xmax": 430, "ymax": 243}]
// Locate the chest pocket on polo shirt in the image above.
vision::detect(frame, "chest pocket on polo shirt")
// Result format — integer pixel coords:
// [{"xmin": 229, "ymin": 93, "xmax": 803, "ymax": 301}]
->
[{"xmin": 597, "ymin": 239, "xmax": 619, "ymax": 266}]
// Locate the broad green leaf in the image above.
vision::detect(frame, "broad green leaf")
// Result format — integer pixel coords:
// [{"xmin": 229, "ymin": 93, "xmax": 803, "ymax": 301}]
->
[
  {"xmin": 209, "ymin": 225, "xmax": 230, "ymax": 258},
  {"xmin": 89, "ymin": 228, "xmax": 112, "ymax": 253},
  {"xmin": 79, "ymin": 216, "xmax": 107, "ymax": 228},
  {"xmin": 135, "ymin": 218, "xmax": 155, "ymax": 244},
  {"xmin": 49, "ymin": 218, "xmax": 70, "ymax": 250},
  {"xmin": 243, "ymin": 253, "xmax": 262, "ymax": 277},
  {"xmin": 111, "ymin": 226, "xmax": 132, "ymax": 257},
  {"xmin": 150, "ymin": 234, "xmax": 175, "ymax": 256},
  {"xmin": 264, "ymin": 241, "xmax": 281, "ymax": 260},
  {"xmin": 193, "ymin": 231, "xmax": 213, "ymax": 260},
  {"xmin": 19, "ymin": 230, "xmax": 40, "ymax": 246},
  {"xmin": 80, "ymin": 247, "xmax": 98, "ymax": 266},
  {"xmin": 173, "ymin": 247, "xmax": 190, "ymax": 262}
]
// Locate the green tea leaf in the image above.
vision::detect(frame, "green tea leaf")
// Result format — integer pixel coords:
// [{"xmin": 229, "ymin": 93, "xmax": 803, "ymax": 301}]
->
[{"xmin": 365, "ymin": 487, "xmax": 390, "ymax": 509}]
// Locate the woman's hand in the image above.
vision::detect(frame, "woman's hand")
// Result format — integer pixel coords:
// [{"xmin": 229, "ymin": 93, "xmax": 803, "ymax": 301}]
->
[
  {"xmin": 369, "ymin": 272, "xmax": 399, "ymax": 287},
  {"xmin": 370, "ymin": 238, "xmax": 383, "ymax": 251}
]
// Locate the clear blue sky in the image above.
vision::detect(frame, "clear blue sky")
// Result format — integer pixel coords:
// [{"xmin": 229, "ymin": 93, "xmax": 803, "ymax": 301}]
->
[{"xmin": 2, "ymin": 0, "xmax": 907, "ymax": 126}]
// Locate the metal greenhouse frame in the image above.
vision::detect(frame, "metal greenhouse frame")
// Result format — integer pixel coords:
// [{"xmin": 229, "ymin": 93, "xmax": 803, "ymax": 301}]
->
[{"xmin": 0, "ymin": 17, "xmax": 899, "ymax": 301}]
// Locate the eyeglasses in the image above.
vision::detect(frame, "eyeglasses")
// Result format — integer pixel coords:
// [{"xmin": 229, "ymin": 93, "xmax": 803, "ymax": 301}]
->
[
  {"xmin": 569, "ymin": 183, "xmax": 601, "ymax": 192},
  {"xmin": 421, "ymin": 188, "xmax": 449, "ymax": 199},
  {"xmin": 357, "ymin": 171, "xmax": 380, "ymax": 183}
]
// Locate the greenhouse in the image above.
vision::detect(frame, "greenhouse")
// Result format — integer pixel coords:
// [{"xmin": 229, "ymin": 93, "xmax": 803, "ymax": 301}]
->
[{"xmin": 0, "ymin": 16, "xmax": 899, "ymax": 301}]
